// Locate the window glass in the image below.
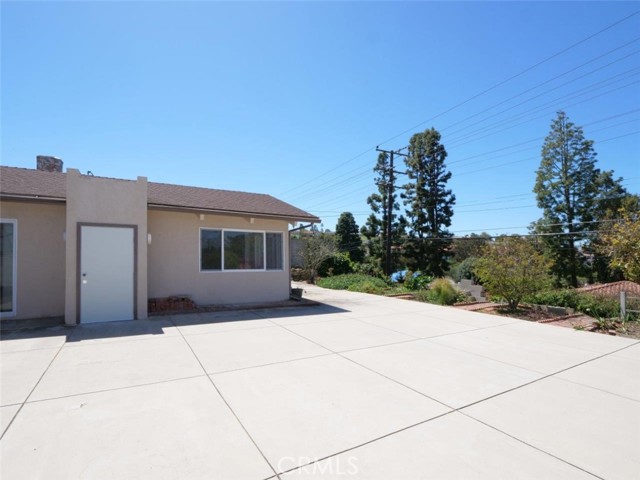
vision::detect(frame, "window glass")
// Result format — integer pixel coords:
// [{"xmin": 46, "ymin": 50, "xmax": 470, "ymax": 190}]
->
[
  {"xmin": 201, "ymin": 229, "xmax": 222, "ymax": 270},
  {"xmin": 0, "ymin": 222, "xmax": 15, "ymax": 313},
  {"xmin": 266, "ymin": 232, "xmax": 283, "ymax": 270},
  {"xmin": 224, "ymin": 231, "xmax": 264, "ymax": 270}
]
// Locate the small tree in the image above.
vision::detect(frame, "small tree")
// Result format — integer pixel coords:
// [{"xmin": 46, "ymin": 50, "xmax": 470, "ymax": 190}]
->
[
  {"xmin": 335, "ymin": 212, "xmax": 364, "ymax": 262},
  {"xmin": 474, "ymin": 236, "xmax": 551, "ymax": 311},
  {"xmin": 587, "ymin": 192, "xmax": 639, "ymax": 283},
  {"xmin": 598, "ymin": 208, "xmax": 640, "ymax": 282},
  {"xmin": 300, "ymin": 233, "xmax": 337, "ymax": 284}
]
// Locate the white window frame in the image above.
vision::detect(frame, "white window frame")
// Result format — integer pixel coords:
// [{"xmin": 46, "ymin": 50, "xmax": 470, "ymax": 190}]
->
[
  {"xmin": 199, "ymin": 228, "xmax": 285, "ymax": 272},
  {"xmin": 0, "ymin": 219, "xmax": 18, "ymax": 318}
]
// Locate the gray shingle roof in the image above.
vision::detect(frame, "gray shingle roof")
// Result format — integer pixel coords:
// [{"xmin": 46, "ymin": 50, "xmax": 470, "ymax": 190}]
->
[{"xmin": 0, "ymin": 166, "xmax": 319, "ymax": 222}]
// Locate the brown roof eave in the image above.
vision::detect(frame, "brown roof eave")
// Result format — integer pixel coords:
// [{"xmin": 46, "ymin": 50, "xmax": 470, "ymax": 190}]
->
[
  {"xmin": 0, "ymin": 194, "xmax": 66, "ymax": 204},
  {"xmin": 147, "ymin": 203, "xmax": 320, "ymax": 223}
]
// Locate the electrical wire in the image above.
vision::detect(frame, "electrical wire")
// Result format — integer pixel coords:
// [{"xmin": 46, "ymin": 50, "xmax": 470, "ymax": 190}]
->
[{"xmin": 279, "ymin": 11, "xmax": 640, "ymax": 198}]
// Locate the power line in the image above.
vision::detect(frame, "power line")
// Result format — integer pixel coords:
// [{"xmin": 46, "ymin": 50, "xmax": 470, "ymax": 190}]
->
[
  {"xmin": 440, "ymin": 40, "xmax": 640, "ymax": 139},
  {"xmin": 291, "ymin": 109, "xmax": 639, "ymax": 206},
  {"xmin": 444, "ymin": 63, "xmax": 640, "ymax": 148},
  {"xmin": 279, "ymin": 11, "xmax": 640, "ymax": 199},
  {"xmin": 445, "ymin": 75, "xmax": 640, "ymax": 148},
  {"xmin": 374, "ymin": 10, "xmax": 640, "ymax": 148},
  {"xmin": 291, "ymin": 81, "xmax": 639, "ymax": 204},
  {"xmin": 287, "ymin": 49, "xmax": 640, "ymax": 203},
  {"xmin": 277, "ymin": 147, "xmax": 375, "ymax": 197}
]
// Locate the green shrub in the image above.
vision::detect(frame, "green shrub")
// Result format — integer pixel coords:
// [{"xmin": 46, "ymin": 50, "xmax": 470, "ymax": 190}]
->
[
  {"xmin": 317, "ymin": 252, "xmax": 354, "ymax": 277},
  {"xmin": 449, "ymin": 257, "xmax": 479, "ymax": 283},
  {"xmin": 347, "ymin": 281, "xmax": 385, "ymax": 294},
  {"xmin": 430, "ymin": 278, "xmax": 459, "ymax": 305},
  {"xmin": 404, "ymin": 271, "xmax": 433, "ymax": 291},
  {"xmin": 414, "ymin": 278, "xmax": 459, "ymax": 306},
  {"xmin": 525, "ymin": 289, "xmax": 620, "ymax": 318},
  {"xmin": 455, "ymin": 290, "xmax": 476, "ymax": 304},
  {"xmin": 353, "ymin": 260, "xmax": 385, "ymax": 279},
  {"xmin": 413, "ymin": 290, "xmax": 431, "ymax": 303},
  {"xmin": 317, "ymin": 274, "xmax": 388, "ymax": 291}
]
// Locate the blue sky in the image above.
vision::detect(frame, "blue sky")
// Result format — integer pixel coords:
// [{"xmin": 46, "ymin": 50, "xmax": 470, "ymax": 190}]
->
[{"xmin": 2, "ymin": 1, "xmax": 639, "ymax": 235}]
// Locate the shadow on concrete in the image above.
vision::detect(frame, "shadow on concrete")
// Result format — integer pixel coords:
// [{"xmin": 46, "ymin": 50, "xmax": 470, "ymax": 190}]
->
[
  {"xmin": 1, "ymin": 302, "xmax": 349, "ymax": 343},
  {"xmin": 66, "ymin": 318, "xmax": 175, "ymax": 343},
  {"xmin": 0, "ymin": 317, "xmax": 65, "ymax": 337}
]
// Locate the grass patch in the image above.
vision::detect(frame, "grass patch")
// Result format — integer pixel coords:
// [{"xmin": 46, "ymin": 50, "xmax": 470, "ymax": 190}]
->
[{"xmin": 317, "ymin": 274, "xmax": 389, "ymax": 294}]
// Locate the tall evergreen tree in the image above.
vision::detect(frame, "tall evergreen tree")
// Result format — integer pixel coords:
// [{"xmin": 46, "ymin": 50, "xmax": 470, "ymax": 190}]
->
[
  {"xmin": 402, "ymin": 128, "xmax": 455, "ymax": 275},
  {"xmin": 361, "ymin": 152, "xmax": 405, "ymax": 272},
  {"xmin": 335, "ymin": 212, "xmax": 364, "ymax": 262},
  {"xmin": 533, "ymin": 111, "xmax": 601, "ymax": 287}
]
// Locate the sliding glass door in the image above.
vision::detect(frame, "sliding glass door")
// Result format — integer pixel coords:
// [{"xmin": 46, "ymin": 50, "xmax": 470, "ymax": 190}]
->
[{"xmin": 0, "ymin": 220, "xmax": 16, "ymax": 316}]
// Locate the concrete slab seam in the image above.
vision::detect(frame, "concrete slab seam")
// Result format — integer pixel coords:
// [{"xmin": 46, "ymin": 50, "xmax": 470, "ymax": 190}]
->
[
  {"xmin": 457, "ymin": 412, "xmax": 605, "ymax": 480},
  {"xmin": 276, "ymin": 323, "xmax": 638, "ymax": 479},
  {"xmin": 169, "ymin": 316, "xmax": 282, "ymax": 480},
  {"xmin": 17, "ymin": 374, "xmax": 208, "ymax": 406},
  {"xmin": 206, "ymin": 352, "xmax": 335, "ymax": 376},
  {"xmin": 0, "ymin": 338, "xmax": 67, "ymax": 440},
  {"xmin": 273, "ymin": 410, "xmax": 455, "ymax": 477},
  {"xmin": 274, "ymin": 324, "xmax": 457, "ymax": 410}
]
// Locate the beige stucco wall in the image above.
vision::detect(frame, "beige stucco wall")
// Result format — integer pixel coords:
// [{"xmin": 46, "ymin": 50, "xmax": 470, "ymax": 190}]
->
[
  {"xmin": 65, "ymin": 169, "xmax": 148, "ymax": 325},
  {"xmin": 0, "ymin": 201, "xmax": 66, "ymax": 320},
  {"xmin": 147, "ymin": 209, "xmax": 290, "ymax": 305}
]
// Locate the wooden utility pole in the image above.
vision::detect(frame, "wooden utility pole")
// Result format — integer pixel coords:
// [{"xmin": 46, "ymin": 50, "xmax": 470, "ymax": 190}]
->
[{"xmin": 375, "ymin": 146, "xmax": 408, "ymax": 276}]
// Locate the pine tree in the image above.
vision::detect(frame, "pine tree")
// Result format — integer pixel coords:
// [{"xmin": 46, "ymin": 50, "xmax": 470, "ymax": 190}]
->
[
  {"xmin": 533, "ymin": 111, "xmax": 601, "ymax": 287},
  {"xmin": 402, "ymin": 128, "xmax": 455, "ymax": 275},
  {"xmin": 335, "ymin": 212, "xmax": 364, "ymax": 262},
  {"xmin": 362, "ymin": 152, "xmax": 405, "ymax": 272}
]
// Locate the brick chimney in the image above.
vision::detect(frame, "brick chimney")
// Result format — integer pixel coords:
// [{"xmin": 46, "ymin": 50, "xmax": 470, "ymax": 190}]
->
[{"xmin": 36, "ymin": 155, "xmax": 64, "ymax": 172}]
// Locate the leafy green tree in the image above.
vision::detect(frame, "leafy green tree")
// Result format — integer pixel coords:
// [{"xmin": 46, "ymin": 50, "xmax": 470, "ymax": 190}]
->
[
  {"xmin": 402, "ymin": 128, "xmax": 455, "ymax": 276},
  {"xmin": 533, "ymin": 111, "xmax": 602, "ymax": 287},
  {"xmin": 585, "ymin": 184, "xmax": 639, "ymax": 283},
  {"xmin": 474, "ymin": 236, "xmax": 552, "ymax": 311},
  {"xmin": 300, "ymin": 232, "xmax": 337, "ymax": 284},
  {"xmin": 362, "ymin": 152, "xmax": 405, "ymax": 272},
  {"xmin": 335, "ymin": 212, "xmax": 364, "ymax": 263},
  {"xmin": 598, "ymin": 207, "xmax": 640, "ymax": 282}
]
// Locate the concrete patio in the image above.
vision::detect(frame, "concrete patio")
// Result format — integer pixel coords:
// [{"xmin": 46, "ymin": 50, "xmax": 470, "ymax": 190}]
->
[{"xmin": 1, "ymin": 283, "xmax": 638, "ymax": 479}]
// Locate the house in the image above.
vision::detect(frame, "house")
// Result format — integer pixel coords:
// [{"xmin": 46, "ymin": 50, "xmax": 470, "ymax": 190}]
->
[{"xmin": 0, "ymin": 156, "xmax": 319, "ymax": 326}]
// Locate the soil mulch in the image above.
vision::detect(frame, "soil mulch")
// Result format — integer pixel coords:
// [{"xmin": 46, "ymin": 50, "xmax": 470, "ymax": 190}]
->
[
  {"xmin": 454, "ymin": 302, "xmax": 502, "ymax": 312},
  {"xmin": 618, "ymin": 321, "xmax": 640, "ymax": 339},
  {"xmin": 454, "ymin": 302, "xmax": 640, "ymax": 339},
  {"xmin": 538, "ymin": 314, "xmax": 595, "ymax": 330}
]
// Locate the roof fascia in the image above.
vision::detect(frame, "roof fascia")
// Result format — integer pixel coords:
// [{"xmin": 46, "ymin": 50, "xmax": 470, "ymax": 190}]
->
[
  {"xmin": 147, "ymin": 203, "xmax": 320, "ymax": 223},
  {"xmin": 0, "ymin": 194, "xmax": 66, "ymax": 205}
]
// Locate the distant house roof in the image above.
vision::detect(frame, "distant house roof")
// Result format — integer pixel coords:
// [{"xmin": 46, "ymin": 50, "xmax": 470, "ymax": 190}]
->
[
  {"xmin": 0, "ymin": 166, "xmax": 319, "ymax": 223},
  {"xmin": 577, "ymin": 281, "xmax": 640, "ymax": 297}
]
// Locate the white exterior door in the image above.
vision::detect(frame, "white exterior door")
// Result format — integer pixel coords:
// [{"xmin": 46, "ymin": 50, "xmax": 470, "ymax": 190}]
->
[{"xmin": 80, "ymin": 225, "xmax": 135, "ymax": 323}]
